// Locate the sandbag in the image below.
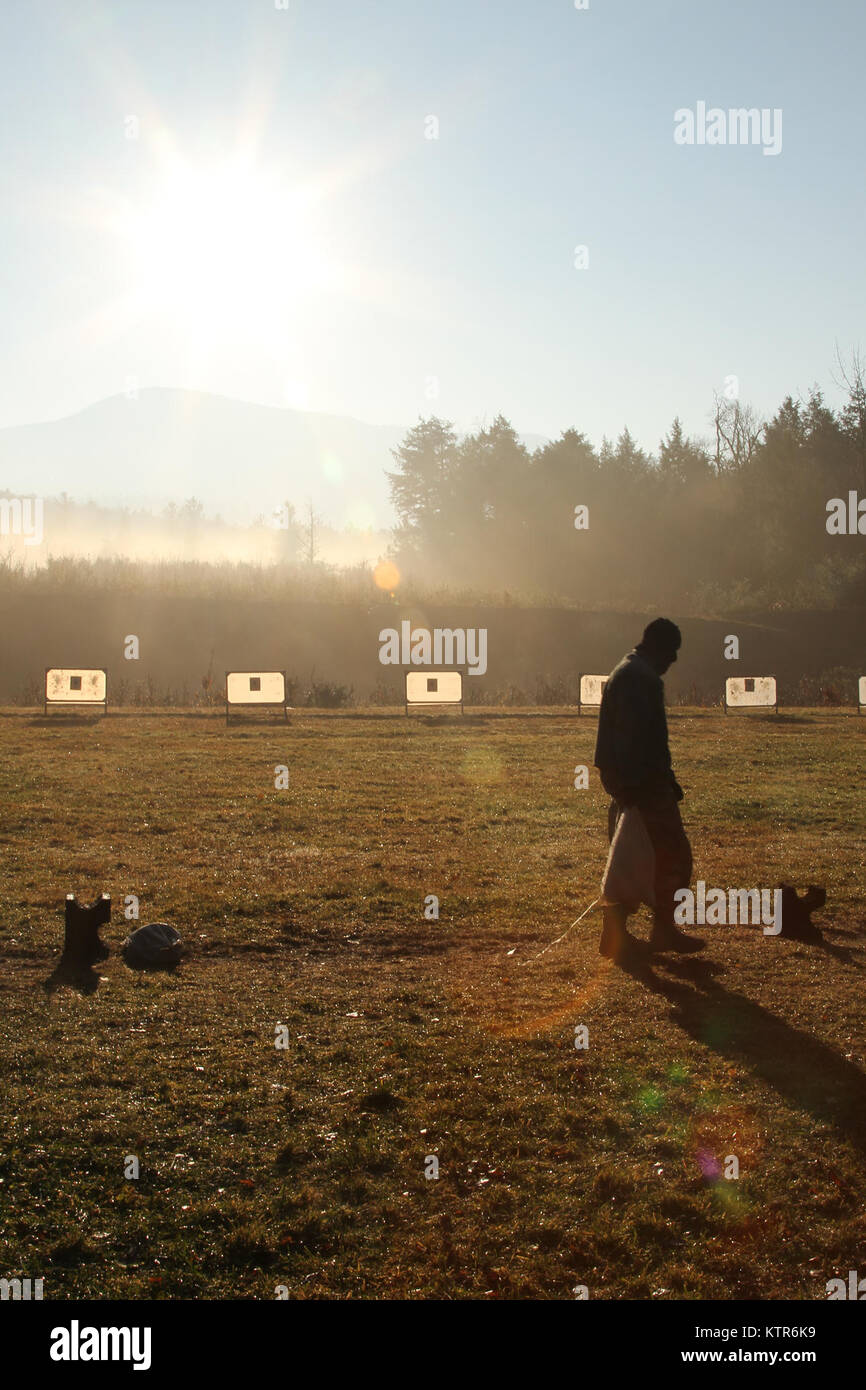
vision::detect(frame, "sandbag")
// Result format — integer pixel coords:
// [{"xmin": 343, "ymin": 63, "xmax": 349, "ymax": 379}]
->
[
  {"xmin": 123, "ymin": 922, "xmax": 183, "ymax": 968},
  {"xmin": 600, "ymin": 806, "xmax": 656, "ymax": 911}
]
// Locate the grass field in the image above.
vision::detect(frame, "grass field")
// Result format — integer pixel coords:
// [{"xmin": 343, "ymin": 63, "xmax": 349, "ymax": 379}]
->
[{"xmin": 1, "ymin": 706, "xmax": 865, "ymax": 1301}]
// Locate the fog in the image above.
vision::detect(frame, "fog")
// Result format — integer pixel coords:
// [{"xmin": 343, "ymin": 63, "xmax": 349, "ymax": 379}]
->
[{"xmin": 0, "ymin": 495, "xmax": 390, "ymax": 571}]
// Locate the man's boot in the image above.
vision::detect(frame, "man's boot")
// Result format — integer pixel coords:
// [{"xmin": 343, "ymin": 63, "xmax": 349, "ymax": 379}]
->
[
  {"xmin": 649, "ymin": 914, "xmax": 705, "ymax": 954},
  {"xmin": 599, "ymin": 904, "xmax": 636, "ymax": 962}
]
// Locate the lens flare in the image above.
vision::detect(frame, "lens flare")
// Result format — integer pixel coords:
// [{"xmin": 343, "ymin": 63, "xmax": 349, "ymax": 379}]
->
[{"xmin": 373, "ymin": 559, "xmax": 400, "ymax": 591}]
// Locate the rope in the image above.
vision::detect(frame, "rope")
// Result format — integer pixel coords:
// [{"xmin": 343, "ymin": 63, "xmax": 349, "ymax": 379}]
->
[{"xmin": 511, "ymin": 896, "xmax": 602, "ymax": 966}]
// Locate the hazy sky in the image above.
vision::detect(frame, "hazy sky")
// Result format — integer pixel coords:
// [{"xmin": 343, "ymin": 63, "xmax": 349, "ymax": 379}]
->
[{"xmin": 1, "ymin": 0, "xmax": 863, "ymax": 452}]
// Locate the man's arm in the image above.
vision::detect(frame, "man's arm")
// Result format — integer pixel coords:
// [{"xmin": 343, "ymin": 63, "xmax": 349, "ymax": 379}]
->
[{"xmin": 604, "ymin": 672, "xmax": 677, "ymax": 804}]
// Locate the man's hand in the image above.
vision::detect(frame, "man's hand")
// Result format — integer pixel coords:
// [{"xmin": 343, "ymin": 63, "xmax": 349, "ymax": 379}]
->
[
  {"xmin": 616, "ymin": 786, "xmax": 641, "ymax": 808},
  {"xmin": 633, "ymin": 777, "xmax": 683, "ymax": 811}
]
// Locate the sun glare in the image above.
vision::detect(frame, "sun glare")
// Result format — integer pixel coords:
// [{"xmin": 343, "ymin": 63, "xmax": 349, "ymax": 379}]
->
[{"xmin": 123, "ymin": 161, "xmax": 335, "ymax": 346}]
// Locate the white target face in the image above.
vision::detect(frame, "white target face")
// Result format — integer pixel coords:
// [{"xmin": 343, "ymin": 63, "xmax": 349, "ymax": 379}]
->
[
  {"xmin": 580, "ymin": 675, "xmax": 608, "ymax": 706},
  {"xmin": 859, "ymin": 676, "xmax": 866, "ymax": 707},
  {"xmin": 726, "ymin": 676, "xmax": 776, "ymax": 708},
  {"xmin": 226, "ymin": 672, "xmax": 286, "ymax": 705},
  {"xmin": 406, "ymin": 671, "xmax": 463, "ymax": 705},
  {"xmin": 45, "ymin": 668, "xmax": 106, "ymax": 703}
]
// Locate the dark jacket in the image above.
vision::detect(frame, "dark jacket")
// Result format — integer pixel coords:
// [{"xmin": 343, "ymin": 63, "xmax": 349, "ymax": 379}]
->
[{"xmin": 593, "ymin": 648, "xmax": 681, "ymax": 805}]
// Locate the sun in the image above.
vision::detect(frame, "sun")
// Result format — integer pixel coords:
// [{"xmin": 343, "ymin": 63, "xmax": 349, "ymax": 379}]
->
[{"xmin": 122, "ymin": 159, "xmax": 335, "ymax": 349}]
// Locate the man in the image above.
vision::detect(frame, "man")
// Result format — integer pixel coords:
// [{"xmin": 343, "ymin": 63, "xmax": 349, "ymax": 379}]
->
[{"xmin": 593, "ymin": 618, "xmax": 704, "ymax": 961}]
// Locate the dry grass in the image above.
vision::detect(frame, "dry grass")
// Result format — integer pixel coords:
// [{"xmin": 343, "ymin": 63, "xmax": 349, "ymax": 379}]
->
[{"xmin": 1, "ymin": 706, "xmax": 864, "ymax": 1300}]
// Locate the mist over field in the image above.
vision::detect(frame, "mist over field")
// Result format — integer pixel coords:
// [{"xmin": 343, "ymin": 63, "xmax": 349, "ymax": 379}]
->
[{"xmin": 2, "ymin": 365, "xmax": 864, "ymax": 710}]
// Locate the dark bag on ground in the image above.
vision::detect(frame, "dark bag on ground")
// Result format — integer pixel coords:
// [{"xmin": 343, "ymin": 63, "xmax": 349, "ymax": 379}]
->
[{"xmin": 123, "ymin": 922, "xmax": 183, "ymax": 968}]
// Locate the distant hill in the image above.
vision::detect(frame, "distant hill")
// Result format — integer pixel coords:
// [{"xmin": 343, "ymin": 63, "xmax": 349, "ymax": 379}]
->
[{"xmin": 0, "ymin": 389, "xmax": 548, "ymax": 529}]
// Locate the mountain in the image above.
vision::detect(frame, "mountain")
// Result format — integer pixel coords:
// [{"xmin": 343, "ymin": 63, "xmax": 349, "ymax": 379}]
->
[
  {"xmin": 0, "ymin": 389, "xmax": 405, "ymax": 529},
  {"xmin": 0, "ymin": 389, "xmax": 549, "ymax": 530}
]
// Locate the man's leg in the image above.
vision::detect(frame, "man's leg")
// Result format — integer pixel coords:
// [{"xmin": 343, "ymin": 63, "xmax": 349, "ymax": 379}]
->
[
  {"xmin": 599, "ymin": 798, "xmax": 638, "ymax": 961},
  {"xmin": 639, "ymin": 793, "xmax": 704, "ymax": 952}
]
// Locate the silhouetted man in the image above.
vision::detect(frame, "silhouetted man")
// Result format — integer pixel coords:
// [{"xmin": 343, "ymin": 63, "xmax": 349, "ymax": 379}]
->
[{"xmin": 593, "ymin": 618, "xmax": 704, "ymax": 961}]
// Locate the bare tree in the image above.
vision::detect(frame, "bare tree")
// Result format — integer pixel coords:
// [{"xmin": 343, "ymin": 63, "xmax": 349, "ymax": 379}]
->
[
  {"xmin": 303, "ymin": 498, "xmax": 323, "ymax": 565},
  {"xmin": 832, "ymin": 343, "xmax": 866, "ymax": 490},
  {"xmin": 712, "ymin": 393, "xmax": 764, "ymax": 473}
]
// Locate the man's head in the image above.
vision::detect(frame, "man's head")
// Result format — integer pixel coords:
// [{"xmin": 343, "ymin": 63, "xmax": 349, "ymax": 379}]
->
[{"xmin": 638, "ymin": 617, "xmax": 682, "ymax": 675}]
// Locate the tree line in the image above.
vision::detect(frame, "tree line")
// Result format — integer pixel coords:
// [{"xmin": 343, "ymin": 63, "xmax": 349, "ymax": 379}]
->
[{"xmin": 386, "ymin": 359, "xmax": 866, "ymax": 613}]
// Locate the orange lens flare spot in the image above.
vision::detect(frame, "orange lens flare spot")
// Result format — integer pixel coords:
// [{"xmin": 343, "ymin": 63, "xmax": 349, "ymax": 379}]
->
[{"xmin": 373, "ymin": 559, "xmax": 400, "ymax": 591}]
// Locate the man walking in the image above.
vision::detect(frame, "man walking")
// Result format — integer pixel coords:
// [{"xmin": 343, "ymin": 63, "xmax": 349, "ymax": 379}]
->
[{"xmin": 593, "ymin": 618, "xmax": 704, "ymax": 961}]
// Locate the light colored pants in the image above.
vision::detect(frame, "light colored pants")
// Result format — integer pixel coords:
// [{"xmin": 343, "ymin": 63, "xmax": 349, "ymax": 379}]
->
[{"xmin": 608, "ymin": 792, "xmax": 692, "ymax": 928}]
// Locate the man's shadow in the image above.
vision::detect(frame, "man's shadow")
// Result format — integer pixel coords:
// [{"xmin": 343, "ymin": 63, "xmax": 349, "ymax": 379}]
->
[{"xmin": 621, "ymin": 951, "xmax": 866, "ymax": 1157}]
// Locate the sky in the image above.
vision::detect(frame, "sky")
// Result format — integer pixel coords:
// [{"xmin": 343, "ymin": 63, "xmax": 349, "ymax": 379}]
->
[{"xmin": 1, "ymin": 0, "xmax": 864, "ymax": 457}]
